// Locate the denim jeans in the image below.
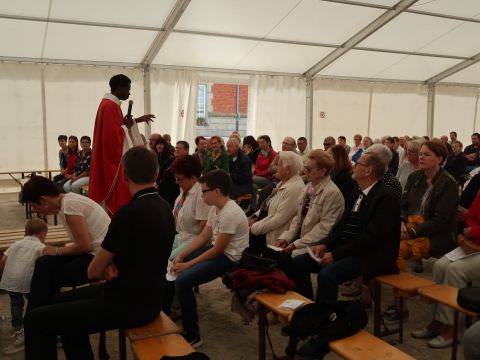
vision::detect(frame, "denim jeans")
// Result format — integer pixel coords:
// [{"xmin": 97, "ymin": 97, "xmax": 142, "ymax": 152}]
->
[
  {"xmin": 9, "ymin": 292, "xmax": 26, "ymax": 331},
  {"xmin": 287, "ymin": 253, "xmax": 361, "ymax": 303},
  {"xmin": 175, "ymin": 246, "xmax": 234, "ymax": 339}
]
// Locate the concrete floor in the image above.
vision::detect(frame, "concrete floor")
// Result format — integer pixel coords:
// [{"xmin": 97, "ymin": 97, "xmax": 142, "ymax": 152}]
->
[{"xmin": 0, "ymin": 192, "xmax": 470, "ymax": 359}]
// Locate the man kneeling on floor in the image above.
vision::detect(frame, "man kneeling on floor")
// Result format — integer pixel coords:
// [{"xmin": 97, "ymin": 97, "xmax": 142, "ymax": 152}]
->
[
  {"xmin": 285, "ymin": 152, "xmax": 400, "ymax": 357},
  {"xmin": 24, "ymin": 146, "xmax": 175, "ymax": 360},
  {"xmin": 168, "ymin": 169, "xmax": 249, "ymax": 348}
]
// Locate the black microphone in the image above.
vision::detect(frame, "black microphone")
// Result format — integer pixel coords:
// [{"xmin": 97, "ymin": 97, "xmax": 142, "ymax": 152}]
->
[{"xmin": 127, "ymin": 100, "xmax": 133, "ymax": 117}]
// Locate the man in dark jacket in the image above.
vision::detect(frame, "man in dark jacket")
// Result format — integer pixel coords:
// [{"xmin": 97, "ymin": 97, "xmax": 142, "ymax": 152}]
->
[
  {"xmin": 227, "ymin": 137, "xmax": 252, "ymax": 198},
  {"xmin": 287, "ymin": 152, "xmax": 400, "ymax": 302}
]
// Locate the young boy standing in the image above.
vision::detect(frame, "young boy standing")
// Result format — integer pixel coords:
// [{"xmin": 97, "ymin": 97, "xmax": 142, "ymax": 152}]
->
[{"xmin": 0, "ymin": 218, "xmax": 48, "ymax": 354}]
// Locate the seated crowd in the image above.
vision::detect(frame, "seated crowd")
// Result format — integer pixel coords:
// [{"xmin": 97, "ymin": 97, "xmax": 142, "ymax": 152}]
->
[{"xmin": 1, "ymin": 129, "xmax": 480, "ymax": 360}]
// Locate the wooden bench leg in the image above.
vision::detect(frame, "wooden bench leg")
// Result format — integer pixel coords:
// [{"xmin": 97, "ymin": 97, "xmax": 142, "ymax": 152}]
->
[
  {"xmin": 373, "ymin": 281, "xmax": 382, "ymax": 337},
  {"xmin": 119, "ymin": 329, "xmax": 127, "ymax": 360},
  {"xmin": 399, "ymin": 297, "xmax": 404, "ymax": 344},
  {"xmin": 98, "ymin": 331, "xmax": 109, "ymax": 360},
  {"xmin": 258, "ymin": 305, "xmax": 266, "ymax": 360},
  {"xmin": 452, "ymin": 311, "xmax": 459, "ymax": 360}
]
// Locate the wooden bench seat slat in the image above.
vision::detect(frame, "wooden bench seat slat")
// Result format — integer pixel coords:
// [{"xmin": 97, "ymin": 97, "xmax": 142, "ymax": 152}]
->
[
  {"xmin": 125, "ymin": 312, "xmax": 180, "ymax": 341},
  {"xmin": 329, "ymin": 329, "xmax": 415, "ymax": 360},
  {"xmin": 131, "ymin": 334, "xmax": 194, "ymax": 360}
]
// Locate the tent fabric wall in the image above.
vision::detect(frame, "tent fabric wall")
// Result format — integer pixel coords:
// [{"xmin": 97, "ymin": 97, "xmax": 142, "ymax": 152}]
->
[
  {"xmin": 44, "ymin": 65, "xmax": 144, "ymax": 171},
  {"xmin": 248, "ymin": 75, "xmax": 306, "ymax": 151},
  {"xmin": 313, "ymin": 79, "xmax": 428, "ymax": 147},
  {"xmin": 149, "ymin": 68, "xmax": 199, "ymax": 147},
  {"xmin": 369, "ymin": 82, "xmax": 427, "ymax": 139},
  {"xmin": 0, "ymin": 63, "xmax": 143, "ymax": 173},
  {"xmin": 434, "ymin": 85, "xmax": 480, "ymax": 145},
  {"xmin": 0, "ymin": 63, "xmax": 44, "ymax": 172},
  {"xmin": 312, "ymin": 79, "xmax": 371, "ymax": 148}
]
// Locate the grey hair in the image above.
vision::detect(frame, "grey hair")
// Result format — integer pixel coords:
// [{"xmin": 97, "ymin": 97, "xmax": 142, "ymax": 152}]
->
[
  {"xmin": 406, "ymin": 139, "xmax": 424, "ymax": 152},
  {"xmin": 227, "ymin": 137, "xmax": 241, "ymax": 147},
  {"xmin": 279, "ymin": 151, "xmax": 303, "ymax": 175},
  {"xmin": 363, "ymin": 144, "xmax": 392, "ymax": 171}
]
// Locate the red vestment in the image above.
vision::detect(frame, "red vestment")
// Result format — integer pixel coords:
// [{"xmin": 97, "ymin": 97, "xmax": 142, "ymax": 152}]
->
[{"xmin": 89, "ymin": 95, "xmax": 131, "ymax": 217}]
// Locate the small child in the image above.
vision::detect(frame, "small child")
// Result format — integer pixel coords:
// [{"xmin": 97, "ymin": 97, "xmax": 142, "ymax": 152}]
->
[{"xmin": 0, "ymin": 218, "xmax": 48, "ymax": 355}]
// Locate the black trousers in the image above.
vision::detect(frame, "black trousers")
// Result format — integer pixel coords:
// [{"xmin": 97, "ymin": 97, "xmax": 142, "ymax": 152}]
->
[
  {"xmin": 26, "ymin": 253, "xmax": 94, "ymax": 313},
  {"xmin": 24, "ymin": 284, "xmax": 162, "ymax": 360}
]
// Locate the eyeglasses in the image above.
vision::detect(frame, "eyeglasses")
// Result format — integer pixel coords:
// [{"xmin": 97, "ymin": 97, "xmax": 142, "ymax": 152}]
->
[
  {"xmin": 323, "ymin": 143, "xmax": 333, "ymax": 147},
  {"xmin": 282, "ymin": 142, "xmax": 295, "ymax": 146},
  {"xmin": 201, "ymin": 188, "xmax": 215, "ymax": 194},
  {"xmin": 355, "ymin": 161, "xmax": 369, "ymax": 167}
]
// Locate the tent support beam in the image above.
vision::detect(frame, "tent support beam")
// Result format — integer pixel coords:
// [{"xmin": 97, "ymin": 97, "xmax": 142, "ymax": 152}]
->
[
  {"xmin": 143, "ymin": 65, "xmax": 152, "ymax": 137},
  {"xmin": 321, "ymin": 0, "xmax": 480, "ymax": 24},
  {"xmin": 141, "ymin": 0, "xmax": 191, "ymax": 67},
  {"xmin": 171, "ymin": 29, "xmax": 468, "ymax": 60},
  {"xmin": 304, "ymin": 0, "xmax": 418, "ymax": 78},
  {"xmin": 40, "ymin": 65, "xmax": 49, "ymax": 170},
  {"xmin": 426, "ymin": 52, "xmax": 480, "ymax": 84},
  {"xmin": 427, "ymin": 84, "xmax": 435, "ymax": 138},
  {"xmin": 306, "ymin": 76, "xmax": 313, "ymax": 146}
]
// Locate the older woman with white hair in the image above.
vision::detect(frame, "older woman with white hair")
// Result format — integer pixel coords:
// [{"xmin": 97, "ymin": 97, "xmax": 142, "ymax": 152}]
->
[
  {"xmin": 249, "ymin": 151, "xmax": 305, "ymax": 247},
  {"xmin": 273, "ymin": 149, "xmax": 344, "ymax": 256},
  {"xmin": 397, "ymin": 140, "xmax": 423, "ymax": 190},
  {"xmin": 363, "ymin": 144, "xmax": 402, "ymax": 200}
]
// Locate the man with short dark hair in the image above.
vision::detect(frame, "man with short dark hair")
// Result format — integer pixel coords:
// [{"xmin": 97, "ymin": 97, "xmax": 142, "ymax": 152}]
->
[
  {"xmin": 384, "ymin": 136, "xmax": 399, "ymax": 176},
  {"xmin": 226, "ymin": 137, "xmax": 252, "ymax": 198},
  {"xmin": 169, "ymin": 170, "xmax": 249, "ymax": 348},
  {"xmin": 449, "ymin": 131, "xmax": 458, "ymax": 144},
  {"xmin": 464, "ymin": 133, "xmax": 480, "ymax": 170},
  {"xmin": 89, "ymin": 74, "xmax": 155, "ymax": 217},
  {"xmin": 53, "ymin": 135, "xmax": 69, "ymax": 184},
  {"xmin": 163, "ymin": 134, "xmax": 175, "ymax": 154},
  {"xmin": 337, "ymin": 135, "xmax": 351, "ymax": 154},
  {"xmin": 24, "ymin": 147, "xmax": 175, "ymax": 359},
  {"xmin": 193, "ymin": 137, "xmax": 208, "ymax": 167},
  {"xmin": 175, "ymin": 141, "xmax": 190, "ymax": 157},
  {"xmin": 297, "ymin": 137, "xmax": 312, "ymax": 164},
  {"xmin": 323, "ymin": 136, "xmax": 336, "ymax": 151}
]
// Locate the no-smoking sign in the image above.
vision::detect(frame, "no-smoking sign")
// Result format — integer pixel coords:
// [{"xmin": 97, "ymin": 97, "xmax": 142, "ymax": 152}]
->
[{"xmin": 320, "ymin": 111, "xmax": 326, "ymax": 118}]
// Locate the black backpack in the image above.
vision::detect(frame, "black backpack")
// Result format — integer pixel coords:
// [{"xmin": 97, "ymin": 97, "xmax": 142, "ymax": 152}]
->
[
  {"xmin": 457, "ymin": 286, "xmax": 480, "ymax": 313},
  {"xmin": 285, "ymin": 300, "xmax": 368, "ymax": 358}
]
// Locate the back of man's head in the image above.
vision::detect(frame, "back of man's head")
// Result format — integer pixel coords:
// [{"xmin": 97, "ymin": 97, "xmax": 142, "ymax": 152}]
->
[
  {"xmin": 123, "ymin": 146, "xmax": 158, "ymax": 184},
  {"xmin": 363, "ymin": 144, "xmax": 392, "ymax": 172}
]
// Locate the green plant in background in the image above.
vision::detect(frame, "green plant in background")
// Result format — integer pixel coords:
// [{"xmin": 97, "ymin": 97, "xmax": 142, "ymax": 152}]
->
[{"xmin": 196, "ymin": 117, "xmax": 207, "ymax": 126}]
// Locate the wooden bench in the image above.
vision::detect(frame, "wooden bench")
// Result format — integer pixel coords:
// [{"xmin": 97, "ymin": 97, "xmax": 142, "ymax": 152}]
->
[
  {"xmin": 418, "ymin": 284, "xmax": 479, "ymax": 360},
  {"xmin": 119, "ymin": 311, "xmax": 181, "ymax": 360},
  {"xmin": 373, "ymin": 272, "xmax": 435, "ymax": 343},
  {"xmin": 329, "ymin": 329, "xmax": 415, "ymax": 360},
  {"xmin": 254, "ymin": 291, "xmax": 313, "ymax": 360},
  {"xmin": 0, "ymin": 225, "xmax": 69, "ymax": 254},
  {"xmin": 131, "ymin": 334, "xmax": 195, "ymax": 360},
  {"xmin": 255, "ymin": 290, "xmax": 414, "ymax": 360}
]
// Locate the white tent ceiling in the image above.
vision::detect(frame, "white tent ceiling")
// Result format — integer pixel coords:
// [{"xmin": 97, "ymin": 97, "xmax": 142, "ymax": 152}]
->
[{"xmin": 1, "ymin": 0, "xmax": 480, "ymax": 84}]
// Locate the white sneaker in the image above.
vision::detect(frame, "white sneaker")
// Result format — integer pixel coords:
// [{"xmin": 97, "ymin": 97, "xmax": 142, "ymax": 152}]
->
[{"xmin": 3, "ymin": 328, "xmax": 25, "ymax": 354}]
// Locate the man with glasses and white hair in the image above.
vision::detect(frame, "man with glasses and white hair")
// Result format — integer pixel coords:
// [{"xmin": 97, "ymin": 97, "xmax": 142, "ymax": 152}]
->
[
  {"xmin": 363, "ymin": 144, "xmax": 402, "ymax": 200},
  {"xmin": 287, "ymin": 152, "xmax": 400, "ymax": 357}
]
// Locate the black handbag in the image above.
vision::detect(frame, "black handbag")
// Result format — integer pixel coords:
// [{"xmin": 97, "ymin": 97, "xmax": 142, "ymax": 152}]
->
[{"xmin": 457, "ymin": 286, "xmax": 480, "ymax": 313}]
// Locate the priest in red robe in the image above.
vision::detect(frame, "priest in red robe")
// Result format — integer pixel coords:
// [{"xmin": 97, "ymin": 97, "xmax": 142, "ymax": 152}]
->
[{"xmin": 89, "ymin": 74, "xmax": 154, "ymax": 216}]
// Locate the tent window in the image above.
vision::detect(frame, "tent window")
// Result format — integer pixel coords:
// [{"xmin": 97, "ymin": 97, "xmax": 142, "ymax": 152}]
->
[{"xmin": 195, "ymin": 83, "xmax": 248, "ymax": 140}]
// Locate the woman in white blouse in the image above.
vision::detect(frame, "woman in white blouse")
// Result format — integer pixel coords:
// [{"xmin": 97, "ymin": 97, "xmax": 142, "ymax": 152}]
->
[{"xmin": 169, "ymin": 155, "xmax": 211, "ymax": 260}]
